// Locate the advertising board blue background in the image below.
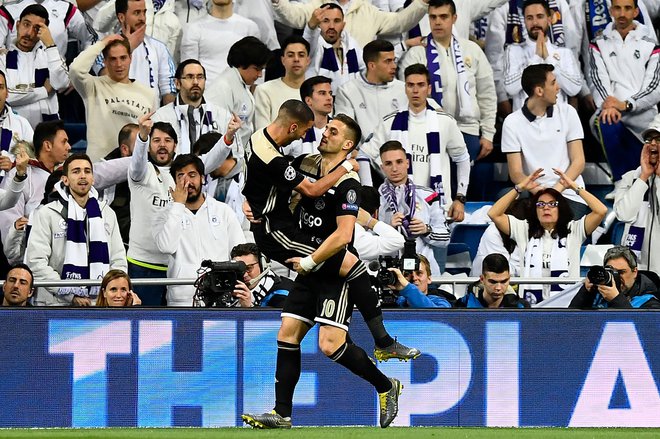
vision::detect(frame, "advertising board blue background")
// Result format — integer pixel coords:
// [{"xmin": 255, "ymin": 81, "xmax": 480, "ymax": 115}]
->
[{"xmin": 0, "ymin": 309, "xmax": 658, "ymax": 428}]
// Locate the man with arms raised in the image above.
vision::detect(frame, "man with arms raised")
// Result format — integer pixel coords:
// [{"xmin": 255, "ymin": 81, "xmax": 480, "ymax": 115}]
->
[{"xmin": 70, "ymin": 34, "xmax": 156, "ymax": 161}]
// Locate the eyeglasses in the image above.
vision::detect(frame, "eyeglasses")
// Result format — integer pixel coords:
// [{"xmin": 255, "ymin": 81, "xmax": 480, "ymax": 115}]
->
[
  {"xmin": 536, "ymin": 201, "xmax": 559, "ymax": 208},
  {"xmin": 244, "ymin": 262, "xmax": 259, "ymax": 271},
  {"xmin": 180, "ymin": 74, "xmax": 205, "ymax": 82},
  {"xmin": 644, "ymin": 136, "xmax": 660, "ymax": 145}
]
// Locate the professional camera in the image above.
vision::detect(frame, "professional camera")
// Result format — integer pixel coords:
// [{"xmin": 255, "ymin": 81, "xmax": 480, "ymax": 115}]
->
[
  {"xmin": 193, "ymin": 260, "xmax": 247, "ymax": 307},
  {"xmin": 371, "ymin": 240, "xmax": 420, "ymax": 305},
  {"xmin": 587, "ymin": 265, "xmax": 622, "ymax": 291}
]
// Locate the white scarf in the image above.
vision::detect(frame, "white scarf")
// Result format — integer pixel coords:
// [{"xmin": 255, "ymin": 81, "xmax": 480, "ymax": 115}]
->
[
  {"xmin": 426, "ymin": 32, "xmax": 474, "ymax": 119},
  {"xmin": 388, "ymin": 107, "xmax": 446, "ymax": 200},
  {"xmin": 56, "ymin": 182, "xmax": 110, "ymax": 298},
  {"xmin": 521, "ymin": 231, "xmax": 570, "ymax": 304}
]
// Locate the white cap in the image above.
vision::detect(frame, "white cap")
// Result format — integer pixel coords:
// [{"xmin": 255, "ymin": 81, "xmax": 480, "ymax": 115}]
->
[{"xmin": 641, "ymin": 116, "xmax": 660, "ymax": 140}]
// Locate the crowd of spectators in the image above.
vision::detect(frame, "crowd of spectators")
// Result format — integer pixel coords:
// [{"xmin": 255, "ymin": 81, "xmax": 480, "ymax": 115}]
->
[{"xmin": 0, "ymin": 0, "xmax": 658, "ymax": 309}]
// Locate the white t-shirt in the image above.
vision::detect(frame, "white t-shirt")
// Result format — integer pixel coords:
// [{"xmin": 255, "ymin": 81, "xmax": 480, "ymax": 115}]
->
[
  {"xmin": 501, "ymin": 102, "xmax": 585, "ymax": 204},
  {"xmin": 180, "ymin": 13, "xmax": 260, "ymax": 86}
]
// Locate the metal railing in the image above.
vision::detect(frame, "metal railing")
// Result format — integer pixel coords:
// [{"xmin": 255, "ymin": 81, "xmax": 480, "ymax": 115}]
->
[{"xmin": 17, "ymin": 277, "xmax": 585, "ymax": 288}]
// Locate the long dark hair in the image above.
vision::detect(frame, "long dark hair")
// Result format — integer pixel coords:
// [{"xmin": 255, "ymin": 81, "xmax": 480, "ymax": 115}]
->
[{"xmin": 528, "ymin": 188, "xmax": 573, "ymax": 239}]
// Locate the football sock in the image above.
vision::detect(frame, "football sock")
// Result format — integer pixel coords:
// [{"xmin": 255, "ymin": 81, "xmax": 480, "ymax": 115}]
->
[
  {"xmin": 274, "ymin": 340, "xmax": 300, "ymax": 418},
  {"xmin": 346, "ymin": 261, "xmax": 394, "ymax": 348},
  {"xmin": 329, "ymin": 341, "xmax": 392, "ymax": 394}
]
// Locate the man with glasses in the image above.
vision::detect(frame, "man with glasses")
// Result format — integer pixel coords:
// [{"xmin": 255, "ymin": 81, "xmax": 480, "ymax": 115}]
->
[
  {"xmin": 230, "ymin": 243, "xmax": 291, "ymax": 307},
  {"xmin": 569, "ymin": 245, "xmax": 660, "ymax": 309},
  {"xmin": 501, "ymin": 63, "xmax": 587, "ymax": 218},
  {"xmin": 612, "ymin": 118, "xmax": 660, "ymax": 274},
  {"xmin": 153, "ymin": 59, "xmax": 241, "ymax": 156}
]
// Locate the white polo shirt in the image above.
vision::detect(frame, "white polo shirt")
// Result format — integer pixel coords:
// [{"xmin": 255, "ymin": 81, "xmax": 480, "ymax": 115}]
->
[{"xmin": 501, "ymin": 101, "xmax": 585, "ymax": 204}]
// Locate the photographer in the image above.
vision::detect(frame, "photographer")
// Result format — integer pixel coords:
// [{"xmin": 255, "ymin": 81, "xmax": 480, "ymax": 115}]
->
[
  {"xmin": 230, "ymin": 243, "xmax": 291, "ymax": 308},
  {"xmin": 456, "ymin": 254, "xmax": 530, "ymax": 309},
  {"xmin": 385, "ymin": 255, "xmax": 452, "ymax": 308},
  {"xmin": 569, "ymin": 246, "xmax": 660, "ymax": 309}
]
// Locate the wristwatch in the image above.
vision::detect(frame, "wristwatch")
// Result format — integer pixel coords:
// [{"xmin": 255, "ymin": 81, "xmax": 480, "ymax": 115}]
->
[
  {"xmin": 624, "ymin": 100, "xmax": 633, "ymax": 112},
  {"xmin": 455, "ymin": 194, "xmax": 467, "ymax": 204}
]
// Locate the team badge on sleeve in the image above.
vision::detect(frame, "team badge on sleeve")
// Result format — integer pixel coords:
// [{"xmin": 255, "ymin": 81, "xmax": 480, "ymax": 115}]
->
[
  {"xmin": 284, "ymin": 166, "xmax": 297, "ymax": 181},
  {"xmin": 346, "ymin": 189, "xmax": 357, "ymax": 204}
]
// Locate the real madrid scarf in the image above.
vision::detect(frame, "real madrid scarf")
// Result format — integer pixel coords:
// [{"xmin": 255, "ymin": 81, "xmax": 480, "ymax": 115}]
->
[
  {"xmin": 505, "ymin": 0, "xmax": 565, "ymax": 46},
  {"xmin": 520, "ymin": 230, "xmax": 570, "ymax": 304},
  {"xmin": 0, "ymin": 106, "xmax": 14, "ymax": 153},
  {"xmin": 620, "ymin": 170, "xmax": 656, "ymax": 262},
  {"xmin": 56, "ymin": 182, "xmax": 110, "ymax": 298},
  {"xmin": 175, "ymin": 95, "xmax": 218, "ymax": 154},
  {"xmin": 4, "ymin": 46, "xmax": 58, "ymax": 120},
  {"xmin": 585, "ymin": 0, "xmax": 647, "ymax": 41},
  {"xmin": 425, "ymin": 33, "xmax": 474, "ymax": 119},
  {"xmin": 379, "ymin": 177, "xmax": 416, "ymax": 238},
  {"xmin": 318, "ymin": 32, "xmax": 361, "ymax": 79},
  {"xmin": 388, "ymin": 107, "xmax": 446, "ymax": 199}
]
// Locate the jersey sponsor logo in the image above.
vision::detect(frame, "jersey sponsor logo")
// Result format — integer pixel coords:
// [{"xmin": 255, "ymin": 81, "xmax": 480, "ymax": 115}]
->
[
  {"xmin": 314, "ymin": 198, "xmax": 325, "ymax": 210},
  {"xmin": 152, "ymin": 195, "xmax": 169, "ymax": 207},
  {"xmin": 284, "ymin": 166, "xmax": 297, "ymax": 181},
  {"xmin": 346, "ymin": 189, "xmax": 357, "ymax": 204},
  {"xmin": 54, "ymin": 231, "xmax": 65, "ymax": 239},
  {"xmin": 342, "ymin": 203, "xmax": 359, "ymax": 211},
  {"xmin": 301, "ymin": 210, "xmax": 323, "ymax": 228}
]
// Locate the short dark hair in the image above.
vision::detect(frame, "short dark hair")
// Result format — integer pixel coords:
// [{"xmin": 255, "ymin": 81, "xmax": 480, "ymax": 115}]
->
[
  {"xmin": 277, "ymin": 99, "xmax": 314, "ymax": 124},
  {"xmin": 231, "ymin": 243, "xmax": 265, "ymax": 271},
  {"xmin": 6, "ymin": 263, "xmax": 34, "ymax": 290},
  {"xmin": 169, "ymin": 153, "xmax": 204, "ymax": 179},
  {"xmin": 63, "ymin": 153, "xmax": 93, "ymax": 176},
  {"xmin": 102, "ymin": 36, "xmax": 131, "ymax": 58},
  {"xmin": 521, "ymin": 63, "xmax": 554, "ymax": 96},
  {"xmin": 175, "ymin": 59, "xmax": 206, "ymax": 80},
  {"xmin": 379, "ymin": 140, "xmax": 406, "ymax": 156},
  {"xmin": 227, "ymin": 36, "xmax": 272, "ymax": 69},
  {"xmin": 428, "ymin": 0, "xmax": 456, "ymax": 14},
  {"xmin": 281, "ymin": 34, "xmax": 310, "ymax": 56},
  {"xmin": 192, "ymin": 132, "xmax": 223, "ymax": 156},
  {"xmin": 300, "ymin": 75, "xmax": 332, "ymax": 101},
  {"xmin": 115, "ymin": 0, "xmax": 137, "ymax": 16},
  {"xmin": 320, "ymin": 2, "xmax": 343, "ymax": 16},
  {"xmin": 363, "ymin": 39, "xmax": 395, "ymax": 65},
  {"xmin": 404, "ymin": 63, "xmax": 431, "ymax": 83},
  {"xmin": 42, "ymin": 169, "xmax": 63, "ymax": 204},
  {"xmin": 359, "ymin": 185, "xmax": 380, "ymax": 215},
  {"xmin": 151, "ymin": 121, "xmax": 178, "ymax": 144},
  {"xmin": 333, "ymin": 113, "xmax": 362, "ymax": 147},
  {"xmin": 482, "ymin": 253, "xmax": 510, "ymax": 275},
  {"xmin": 0, "ymin": 70, "xmax": 6, "ymax": 85},
  {"xmin": 523, "ymin": 0, "xmax": 551, "ymax": 16},
  {"xmin": 604, "ymin": 245, "xmax": 638, "ymax": 270},
  {"xmin": 118, "ymin": 123, "xmax": 138, "ymax": 148},
  {"xmin": 33, "ymin": 120, "xmax": 65, "ymax": 157},
  {"xmin": 20, "ymin": 4, "xmax": 49, "ymax": 26}
]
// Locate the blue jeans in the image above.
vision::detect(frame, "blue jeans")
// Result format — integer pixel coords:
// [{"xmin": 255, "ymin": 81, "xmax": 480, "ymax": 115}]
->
[
  {"xmin": 128, "ymin": 261, "xmax": 167, "ymax": 306},
  {"xmin": 596, "ymin": 119, "xmax": 643, "ymax": 181},
  {"xmin": 461, "ymin": 133, "xmax": 494, "ymax": 201}
]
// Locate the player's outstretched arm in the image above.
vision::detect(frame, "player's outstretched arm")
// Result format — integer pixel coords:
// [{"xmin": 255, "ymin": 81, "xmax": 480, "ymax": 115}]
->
[{"xmin": 294, "ymin": 159, "xmax": 358, "ymax": 198}]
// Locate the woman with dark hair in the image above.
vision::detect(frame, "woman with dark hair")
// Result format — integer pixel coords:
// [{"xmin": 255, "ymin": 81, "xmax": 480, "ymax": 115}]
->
[
  {"xmin": 488, "ymin": 168, "xmax": 607, "ymax": 303},
  {"xmin": 96, "ymin": 270, "xmax": 141, "ymax": 307}
]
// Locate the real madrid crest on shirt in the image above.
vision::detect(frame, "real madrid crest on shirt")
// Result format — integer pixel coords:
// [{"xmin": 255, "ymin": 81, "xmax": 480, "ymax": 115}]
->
[
  {"xmin": 284, "ymin": 166, "xmax": 297, "ymax": 181},
  {"xmin": 315, "ymin": 198, "xmax": 325, "ymax": 210}
]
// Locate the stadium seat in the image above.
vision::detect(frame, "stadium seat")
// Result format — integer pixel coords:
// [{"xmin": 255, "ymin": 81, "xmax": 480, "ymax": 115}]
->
[{"xmin": 450, "ymin": 223, "xmax": 489, "ymax": 261}]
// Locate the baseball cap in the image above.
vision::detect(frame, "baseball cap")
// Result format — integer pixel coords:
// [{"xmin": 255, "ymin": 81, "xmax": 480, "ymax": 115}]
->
[{"xmin": 641, "ymin": 117, "xmax": 660, "ymax": 141}]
